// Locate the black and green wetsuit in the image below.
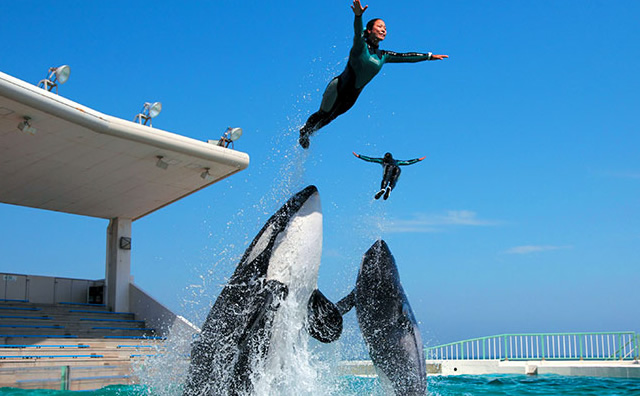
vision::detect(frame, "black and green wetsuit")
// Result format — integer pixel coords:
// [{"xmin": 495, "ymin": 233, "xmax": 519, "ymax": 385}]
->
[
  {"xmin": 299, "ymin": 15, "xmax": 435, "ymax": 148},
  {"xmin": 355, "ymin": 152, "xmax": 424, "ymax": 200}
]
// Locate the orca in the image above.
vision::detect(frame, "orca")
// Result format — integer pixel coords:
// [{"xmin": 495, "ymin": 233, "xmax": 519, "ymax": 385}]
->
[
  {"xmin": 337, "ymin": 240, "xmax": 427, "ymax": 395},
  {"xmin": 183, "ymin": 185, "xmax": 343, "ymax": 396}
]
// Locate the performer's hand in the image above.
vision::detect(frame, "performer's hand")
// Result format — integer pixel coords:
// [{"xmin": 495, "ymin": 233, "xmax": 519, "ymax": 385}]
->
[
  {"xmin": 419, "ymin": 156, "xmax": 426, "ymax": 161},
  {"xmin": 352, "ymin": 151, "xmax": 360, "ymax": 158},
  {"xmin": 431, "ymin": 54, "xmax": 449, "ymax": 60},
  {"xmin": 351, "ymin": 0, "xmax": 368, "ymax": 16}
]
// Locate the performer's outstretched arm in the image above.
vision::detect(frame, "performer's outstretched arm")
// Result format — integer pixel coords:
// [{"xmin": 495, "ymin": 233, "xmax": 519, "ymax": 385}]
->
[
  {"xmin": 385, "ymin": 51, "xmax": 448, "ymax": 63},
  {"xmin": 353, "ymin": 152, "xmax": 384, "ymax": 164},
  {"xmin": 351, "ymin": 0, "xmax": 367, "ymax": 49},
  {"xmin": 351, "ymin": 0, "xmax": 368, "ymax": 17},
  {"xmin": 397, "ymin": 156, "xmax": 426, "ymax": 166}
]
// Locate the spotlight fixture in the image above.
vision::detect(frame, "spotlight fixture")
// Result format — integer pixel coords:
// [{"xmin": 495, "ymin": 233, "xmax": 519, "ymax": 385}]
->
[
  {"xmin": 200, "ymin": 167, "xmax": 214, "ymax": 181},
  {"xmin": 216, "ymin": 127, "xmax": 243, "ymax": 148},
  {"xmin": 17, "ymin": 116, "xmax": 37, "ymax": 135},
  {"xmin": 134, "ymin": 102, "xmax": 162, "ymax": 127},
  {"xmin": 155, "ymin": 155, "xmax": 169, "ymax": 170},
  {"xmin": 38, "ymin": 65, "xmax": 71, "ymax": 94}
]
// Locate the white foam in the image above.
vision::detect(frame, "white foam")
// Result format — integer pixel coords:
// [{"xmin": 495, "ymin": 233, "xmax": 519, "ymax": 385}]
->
[{"xmin": 255, "ymin": 191, "xmax": 332, "ymax": 395}]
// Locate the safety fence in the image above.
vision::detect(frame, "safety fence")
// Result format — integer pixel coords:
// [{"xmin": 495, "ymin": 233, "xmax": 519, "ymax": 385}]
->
[{"xmin": 425, "ymin": 332, "xmax": 639, "ymax": 361}]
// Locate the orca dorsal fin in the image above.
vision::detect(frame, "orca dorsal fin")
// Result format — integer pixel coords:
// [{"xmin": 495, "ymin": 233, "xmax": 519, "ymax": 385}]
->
[
  {"xmin": 306, "ymin": 289, "xmax": 343, "ymax": 343},
  {"xmin": 336, "ymin": 289, "xmax": 356, "ymax": 315}
]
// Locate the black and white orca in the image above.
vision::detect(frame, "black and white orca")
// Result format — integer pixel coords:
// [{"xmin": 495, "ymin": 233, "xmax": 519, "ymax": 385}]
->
[
  {"xmin": 183, "ymin": 185, "xmax": 342, "ymax": 396},
  {"xmin": 338, "ymin": 240, "xmax": 427, "ymax": 395}
]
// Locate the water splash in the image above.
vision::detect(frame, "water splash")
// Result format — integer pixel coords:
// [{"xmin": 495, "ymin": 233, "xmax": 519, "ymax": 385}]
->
[
  {"xmin": 251, "ymin": 296, "xmax": 325, "ymax": 395},
  {"xmin": 133, "ymin": 46, "xmax": 376, "ymax": 395}
]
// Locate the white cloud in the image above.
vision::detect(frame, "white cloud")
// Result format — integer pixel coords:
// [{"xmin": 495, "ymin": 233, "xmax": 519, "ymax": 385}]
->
[
  {"xmin": 503, "ymin": 245, "xmax": 572, "ymax": 255},
  {"xmin": 384, "ymin": 210, "xmax": 501, "ymax": 233}
]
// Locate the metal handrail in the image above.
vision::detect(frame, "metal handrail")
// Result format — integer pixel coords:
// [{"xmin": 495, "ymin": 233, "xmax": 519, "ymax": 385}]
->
[{"xmin": 425, "ymin": 332, "xmax": 640, "ymax": 361}]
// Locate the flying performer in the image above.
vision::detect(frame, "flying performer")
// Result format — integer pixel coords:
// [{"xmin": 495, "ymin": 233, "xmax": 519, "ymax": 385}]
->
[
  {"xmin": 299, "ymin": 0, "xmax": 448, "ymax": 149},
  {"xmin": 353, "ymin": 152, "xmax": 425, "ymax": 200}
]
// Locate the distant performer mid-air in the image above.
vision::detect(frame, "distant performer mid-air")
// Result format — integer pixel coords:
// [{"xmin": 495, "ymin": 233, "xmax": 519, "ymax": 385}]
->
[
  {"xmin": 299, "ymin": 0, "xmax": 448, "ymax": 149},
  {"xmin": 353, "ymin": 152, "xmax": 425, "ymax": 200}
]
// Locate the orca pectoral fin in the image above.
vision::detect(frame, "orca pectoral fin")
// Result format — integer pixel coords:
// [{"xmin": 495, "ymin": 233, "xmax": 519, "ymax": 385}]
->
[
  {"xmin": 237, "ymin": 280, "xmax": 288, "ymax": 348},
  {"xmin": 336, "ymin": 289, "xmax": 356, "ymax": 315},
  {"xmin": 307, "ymin": 289, "xmax": 343, "ymax": 343}
]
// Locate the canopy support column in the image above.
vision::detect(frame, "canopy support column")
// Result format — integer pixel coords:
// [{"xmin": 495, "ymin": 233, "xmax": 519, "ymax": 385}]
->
[{"xmin": 105, "ymin": 217, "xmax": 132, "ymax": 312}]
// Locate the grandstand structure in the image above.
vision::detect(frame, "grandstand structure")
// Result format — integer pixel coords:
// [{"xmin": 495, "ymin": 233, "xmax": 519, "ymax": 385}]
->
[{"xmin": 0, "ymin": 70, "xmax": 250, "ymax": 390}]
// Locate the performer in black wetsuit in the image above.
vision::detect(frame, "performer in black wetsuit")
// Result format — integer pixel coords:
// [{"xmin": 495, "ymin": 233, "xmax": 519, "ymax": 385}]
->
[
  {"xmin": 299, "ymin": 0, "xmax": 448, "ymax": 149},
  {"xmin": 353, "ymin": 152, "xmax": 425, "ymax": 200}
]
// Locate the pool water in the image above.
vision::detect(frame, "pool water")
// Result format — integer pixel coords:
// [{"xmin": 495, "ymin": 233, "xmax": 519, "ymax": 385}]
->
[{"xmin": 1, "ymin": 374, "xmax": 639, "ymax": 395}]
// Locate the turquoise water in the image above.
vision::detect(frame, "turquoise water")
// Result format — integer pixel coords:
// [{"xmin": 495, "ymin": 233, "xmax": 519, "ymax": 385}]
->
[{"xmin": 1, "ymin": 375, "xmax": 640, "ymax": 395}]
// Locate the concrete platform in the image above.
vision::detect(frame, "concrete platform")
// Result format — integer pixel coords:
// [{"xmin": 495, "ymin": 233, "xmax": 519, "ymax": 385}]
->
[
  {"xmin": 340, "ymin": 359, "xmax": 640, "ymax": 379},
  {"xmin": 428, "ymin": 359, "xmax": 640, "ymax": 378}
]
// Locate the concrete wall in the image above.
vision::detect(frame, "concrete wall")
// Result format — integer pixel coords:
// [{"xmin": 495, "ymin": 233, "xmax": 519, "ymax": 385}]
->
[
  {"xmin": 0, "ymin": 272, "xmax": 103, "ymax": 304},
  {"xmin": 129, "ymin": 283, "xmax": 199, "ymax": 338},
  {"xmin": 0, "ymin": 272, "xmax": 199, "ymax": 340}
]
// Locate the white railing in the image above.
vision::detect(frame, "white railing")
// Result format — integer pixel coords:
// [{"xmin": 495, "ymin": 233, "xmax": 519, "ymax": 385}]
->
[{"xmin": 426, "ymin": 332, "xmax": 640, "ymax": 361}]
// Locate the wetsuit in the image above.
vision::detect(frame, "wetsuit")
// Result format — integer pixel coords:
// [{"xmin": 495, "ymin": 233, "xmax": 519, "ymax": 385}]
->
[
  {"xmin": 354, "ymin": 152, "xmax": 425, "ymax": 200},
  {"xmin": 299, "ymin": 15, "xmax": 435, "ymax": 148}
]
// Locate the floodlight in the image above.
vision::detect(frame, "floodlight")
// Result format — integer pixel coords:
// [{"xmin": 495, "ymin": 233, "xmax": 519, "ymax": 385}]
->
[
  {"xmin": 134, "ymin": 102, "xmax": 162, "ymax": 127},
  {"xmin": 228, "ymin": 127, "xmax": 242, "ymax": 141},
  {"xmin": 147, "ymin": 102, "xmax": 162, "ymax": 118},
  {"xmin": 55, "ymin": 65, "xmax": 71, "ymax": 84},
  {"xmin": 156, "ymin": 156, "xmax": 169, "ymax": 170},
  {"xmin": 38, "ymin": 65, "xmax": 71, "ymax": 94},
  {"xmin": 217, "ymin": 127, "xmax": 243, "ymax": 148},
  {"xmin": 17, "ymin": 116, "xmax": 37, "ymax": 135}
]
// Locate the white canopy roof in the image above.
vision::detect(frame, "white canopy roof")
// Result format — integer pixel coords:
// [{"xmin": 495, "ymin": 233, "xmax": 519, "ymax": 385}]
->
[{"xmin": 0, "ymin": 71, "xmax": 249, "ymax": 220}]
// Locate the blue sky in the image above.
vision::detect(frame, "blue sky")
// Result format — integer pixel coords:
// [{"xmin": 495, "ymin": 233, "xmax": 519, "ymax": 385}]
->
[{"xmin": 1, "ymin": 1, "xmax": 639, "ymax": 346}]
